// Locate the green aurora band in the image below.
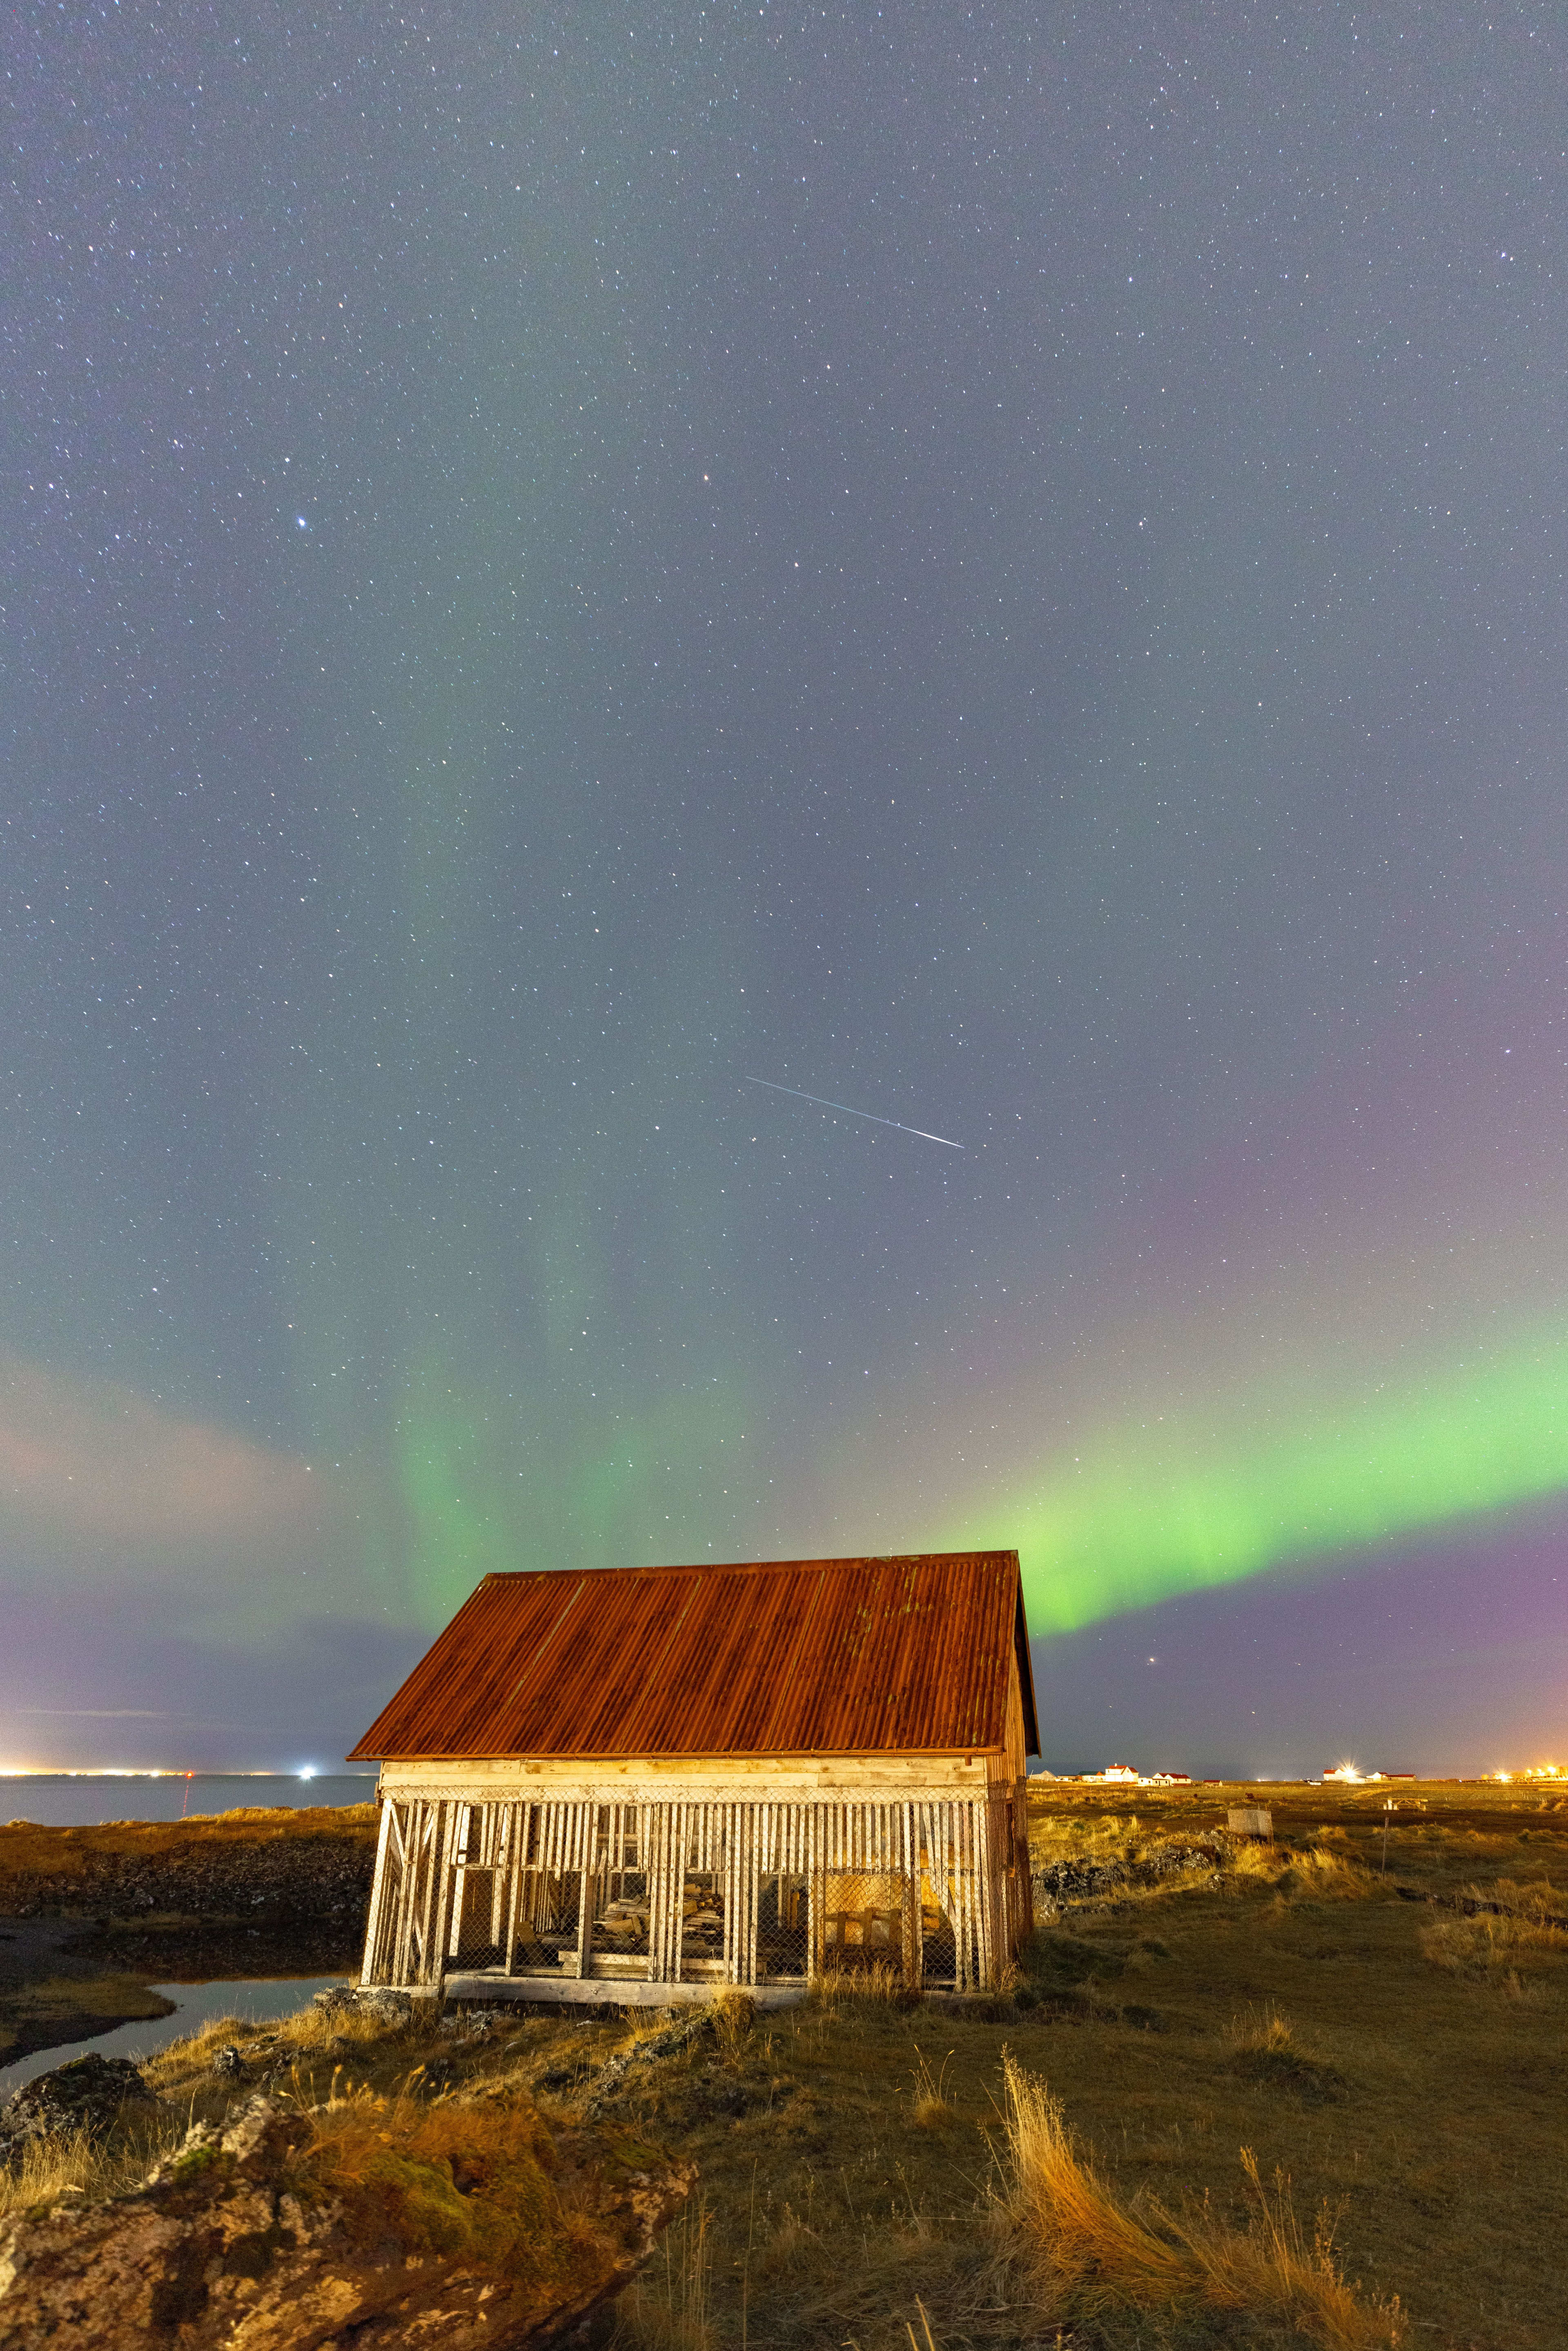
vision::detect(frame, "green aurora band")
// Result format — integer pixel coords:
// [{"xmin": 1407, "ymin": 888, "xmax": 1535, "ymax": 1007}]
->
[{"xmin": 949, "ymin": 1328, "xmax": 1568, "ymax": 1636}]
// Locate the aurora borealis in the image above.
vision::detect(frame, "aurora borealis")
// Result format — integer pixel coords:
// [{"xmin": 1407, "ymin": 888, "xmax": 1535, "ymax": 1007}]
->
[{"xmin": 4, "ymin": 7, "xmax": 1566, "ymax": 1774}]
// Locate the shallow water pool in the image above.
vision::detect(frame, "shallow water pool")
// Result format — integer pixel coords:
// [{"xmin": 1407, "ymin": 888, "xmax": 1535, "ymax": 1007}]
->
[{"xmin": 0, "ymin": 1976, "xmax": 352, "ymax": 2099}]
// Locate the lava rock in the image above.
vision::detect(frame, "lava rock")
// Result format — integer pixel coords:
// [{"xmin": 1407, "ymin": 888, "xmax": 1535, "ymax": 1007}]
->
[
  {"xmin": 0, "ymin": 2095, "xmax": 696, "ymax": 2351},
  {"xmin": 0, "ymin": 2054, "xmax": 159, "ymax": 2164}
]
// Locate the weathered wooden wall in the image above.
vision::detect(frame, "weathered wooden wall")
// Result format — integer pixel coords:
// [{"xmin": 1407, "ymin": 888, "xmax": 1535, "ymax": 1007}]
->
[{"xmin": 360, "ymin": 1786, "xmax": 1030, "ymax": 1996}]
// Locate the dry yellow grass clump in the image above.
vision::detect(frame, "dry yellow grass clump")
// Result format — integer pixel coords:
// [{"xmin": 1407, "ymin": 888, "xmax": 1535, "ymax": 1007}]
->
[
  {"xmin": 907, "ymin": 2046, "xmax": 958, "ymax": 2131},
  {"xmin": 999, "ymin": 2055, "xmax": 1404, "ymax": 2349},
  {"xmin": 1419, "ymin": 1878, "xmax": 1568, "ymax": 1981},
  {"xmin": 807, "ymin": 1959, "xmax": 913, "ymax": 2010},
  {"xmin": 0, "ymin": 2105, "xmax": 181, "ymax": 2225}
]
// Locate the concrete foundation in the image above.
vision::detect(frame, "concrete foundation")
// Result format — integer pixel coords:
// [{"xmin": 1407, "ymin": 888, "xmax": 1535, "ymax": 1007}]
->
[{"xmin": 441, "ymin": 1971, "xmax": 806, "ymax": 2010}]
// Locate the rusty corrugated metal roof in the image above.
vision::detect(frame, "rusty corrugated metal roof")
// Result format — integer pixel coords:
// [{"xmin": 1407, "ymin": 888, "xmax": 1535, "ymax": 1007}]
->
[{"xmin": 348, "ymin": 1551, "xmax": 1034, "ymax": 1762}]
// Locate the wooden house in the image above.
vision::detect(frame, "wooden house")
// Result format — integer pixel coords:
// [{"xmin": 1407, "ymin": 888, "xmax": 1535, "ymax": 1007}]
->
[{"xmin": 348, "ymin": 1550, "xmax": 1040, "ymax": 2006}]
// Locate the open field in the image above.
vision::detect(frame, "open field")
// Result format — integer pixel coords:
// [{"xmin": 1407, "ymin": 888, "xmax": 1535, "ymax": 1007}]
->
[{"xmin": 3, "ymin": 1779, "xmax": 1564, "ymax": 2347}]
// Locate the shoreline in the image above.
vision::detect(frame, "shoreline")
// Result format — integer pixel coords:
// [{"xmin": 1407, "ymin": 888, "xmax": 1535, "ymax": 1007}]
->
[{"xmin": 0, "ymin": 1806, "xmax": 375, "ymax": 2075}]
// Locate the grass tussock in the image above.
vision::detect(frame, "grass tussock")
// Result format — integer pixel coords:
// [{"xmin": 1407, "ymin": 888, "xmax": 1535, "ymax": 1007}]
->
[
  {"xmin": 907, "ymin": 2046, "xmax": 957, "ymax": 2130},
  {"xmin": 1419, "ymin": 1882, "xmax": 1568, "ymax": 1979},
  {"xmin": 1225, "ymin": 2006, "xmax": 1349, "ymax": 2104},
  {"xmin": 711, "ymin": 1988, "xmax": 756, "ymax": 2061},
  {"xmin": 1284, "ymin": 1846, "xmax": 1377, "ymax": 1899},
  {"xmin": 0, "ymin": 2108, "xmax": 183, "ymax": 2225},
  {"xmin": 1227, "ymin": 2003, "xmax": 1298, "ymax": 2057},
  {"xmin": 808, "ymin": 1960, "xmax": 911, "ymax": 2010},
  {"xmin": 999, "ymin": 2056, "xmax": 1403, "ymax": 2349}
]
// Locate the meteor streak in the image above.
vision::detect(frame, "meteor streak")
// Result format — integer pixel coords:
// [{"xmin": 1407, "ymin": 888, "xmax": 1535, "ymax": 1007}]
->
[{"xmin": 744, "ymin": 1075, "xmax": 964, "ymax": 1149}]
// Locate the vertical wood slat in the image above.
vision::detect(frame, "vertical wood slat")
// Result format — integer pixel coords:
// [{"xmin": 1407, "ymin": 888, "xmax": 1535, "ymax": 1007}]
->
[
  {"xmin": 361, "ymin": 1798, "xmax": 395, "ymax": 1987},
  {"xmin": 576, "ymin": 1808, "xmax": 596, "ymax": 1980},
  {"xmin": 428, "ymin": 1801, "xmax": 458, "ymax": 1987},
  {"xmin": 387, "ymin": 1799, "xmax": 409, "ymax": 1987},
  {"xmin": 446, "ymin": 1801, "xmax": 470, "ymax": 1962},
  {"xmin": 396, "ymin": 1798, "xmax": 424, "ymax": 1986},
  {"xmin": 504, "ymin": 1803, "xmax": 523, "ymax": 1976},
  {"xmin": 650, "ymin": 1804, "xmax": 666, "ymax": 1985},
  {"xmin": 662, "ymin": 1802, "xmax": 677, "ymax": 1986},
  {"xmin": 402, "ymin": 1798, "xmax": 426, "ymax": 1986},
  {"xmin": 490, "ymin": 1802, "xmax": 508, "ymax": 1945},
  {"xmin": 409, "ymin": 1800, "xmax": 432, "ymax": 1983},
  {"xmin": 809, "ymin": 1801, "xmax": 822, "ymax": 1981},
  {"xmin": 975, "ymin": 1798, "xmax": 993, "ymax": 1990},
  {"xmin": 662, "ymin": 1800, "xmax": 678, "ymax": 1983},
  {"xmin": 367, "ymin": 1800, "xmax": 395, "ymax": 1986}
]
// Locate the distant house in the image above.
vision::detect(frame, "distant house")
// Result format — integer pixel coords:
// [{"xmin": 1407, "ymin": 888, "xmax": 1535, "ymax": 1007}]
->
[{"xmin": 348, "ymin": 1550, "xmax": 1040, "ymax": 2006}]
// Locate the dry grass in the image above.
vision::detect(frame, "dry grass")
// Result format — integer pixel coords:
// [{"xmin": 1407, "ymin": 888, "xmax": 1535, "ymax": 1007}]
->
[
  {"xmin": 1223, "ymin": 2005, "xmax": 1348, "ymax": 2107},
  {"xmin": 808, "ymin": 1961, "xmax": 910, "ymax": 2010},
  {"xmin": 1419, "ymin": 1879, "xmax": 1568, "ymax": 1979},
  {"xmin": 612, "ymin": 2193, "xmax": 715, "ymax": 2351},
  {"xmin": 711, "ymin": 1988, "xmax": 757, "ymax": 2062},
  {"xmin": 901, "ymin": 2302, "xmax": 940, "ymax": 2351},
  {"xmin": 1227, "ymin": 2003, "xmax": 1297, "ymax": 2058},
  {"xmin": 998, "ymin": 2055, "xmax": 1404, "ymax": 2348},
  {"xmin": 0, "ymin": 2106, "xmax": 183, "ymax": 2224},
  {"xmin": 7, "ymin": 1781, "xmax": 1565, "ymax": 2347},
  {"xmin": 1285, "ymin": 1845, "xmax": 1376, "ymax": 1898},
  {"xmin": 907, "ymin": 2046, "xmax": 958, "ymax": 2130}
]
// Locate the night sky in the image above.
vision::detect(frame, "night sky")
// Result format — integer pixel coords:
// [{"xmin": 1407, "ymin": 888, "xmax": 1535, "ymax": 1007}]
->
[{"xmin": 5, "ymin": 7, "xmax": 1566, "ymax": 1777}]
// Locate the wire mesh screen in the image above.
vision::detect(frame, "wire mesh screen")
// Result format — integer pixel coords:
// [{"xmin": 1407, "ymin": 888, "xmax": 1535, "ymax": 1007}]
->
[
  {"xmin": 372, "ymin": 1789, "xmax": 1007, "ymax": 1993},
  {"xmin": 680, "ymin": 1869, "xmax": 726, "ymax": 1969},
  {"xmin": 822, "ymin": 1872, "xmax": 909, "ymax": 1972},
  {"xmin": 451, "ymin": 1866, "xmax": 506, "ymax": 1967},
  {"xmin": 589, "ymin": 1823, "xmax": 651, "ymax": 1969},
  {"xmin": 920, "ymin": 1879, "xmax": 959, "ymax": 1985},
  {"xmin": 757, "ymin": 1872, "xmax": 808, "ymax": 1980},
  {"xmin": 509, "ymin": 1868, "xmax": 581, "ymax": 1971}
]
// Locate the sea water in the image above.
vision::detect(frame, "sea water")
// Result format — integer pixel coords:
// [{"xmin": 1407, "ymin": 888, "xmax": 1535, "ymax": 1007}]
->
[
  {"xmin": 0, "ymin": 1775, "xmax": 375, "ymax": 1828},
  {"xmin": 0, "ymin": 1976, "xmax": 354, "ymax": 2099}
]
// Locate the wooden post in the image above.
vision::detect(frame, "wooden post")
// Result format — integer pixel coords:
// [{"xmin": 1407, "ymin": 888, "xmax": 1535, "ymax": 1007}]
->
[
  {"xmin": 361, "ymin": 1797, "xmax": 394, "ymax": 1987},
  {"xmin": 428, "ymin": 1801, "xmax": 457, "ymax": 1991},
  {"xmin": 447, "ymin": 1802, "xmax": 472, "ymax": 1963},
  {"xmin": 392, "ymin": 1799, "xmax": 419, "ymax": 1987},
  {"xmin": 577, "ymin": 1867, "xmax": 596, "ymax": 1980},
  {"xmin": 504, "ymin": 1805, "xmax": 524, "ymax": 1978},
  {"xmin": 902, "ymin": 1801, "xmax": 922, "ymax": 1990}
]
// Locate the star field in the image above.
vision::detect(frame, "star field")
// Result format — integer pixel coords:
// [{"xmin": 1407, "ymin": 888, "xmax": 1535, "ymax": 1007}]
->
[{"xmin": 3, "ymin": 6, "xmax": 1566, "ymax": 1772}]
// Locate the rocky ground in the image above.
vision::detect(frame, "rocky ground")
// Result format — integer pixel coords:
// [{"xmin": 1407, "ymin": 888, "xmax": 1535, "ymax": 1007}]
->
[
  {"xmin": 3, "ymin": 1788, "xmax": 1566, "ymax": 2347},
  {"xmin": 0, "ymin": 2028, "xmax": 694, "ymax": 2351}
]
